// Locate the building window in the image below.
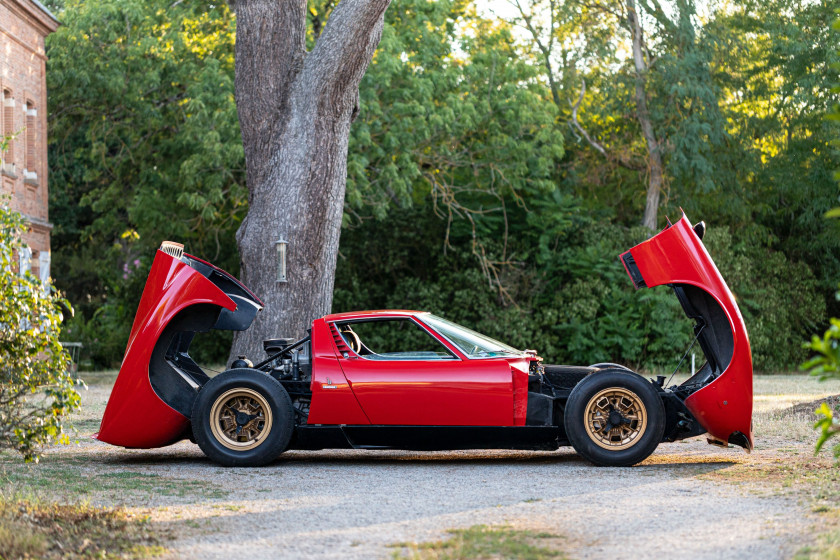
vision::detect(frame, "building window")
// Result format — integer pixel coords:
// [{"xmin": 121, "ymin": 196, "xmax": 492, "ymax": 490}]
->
[
  {"xmin": 2, "ymin": 90, "xmax": 14, "ymax": 174},
  {"xmin": 24, "ymin": 101, "xmax": 37, "ymax": 185}
]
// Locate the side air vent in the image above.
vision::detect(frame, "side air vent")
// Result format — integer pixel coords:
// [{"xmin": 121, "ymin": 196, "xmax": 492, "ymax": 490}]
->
[
  {"xmin": 160, "ymin": 241, "xmax": 184, "ymax": 259},
  {"xmin": 328, "ymin": 323, "xmax": 352, "ymax": 354},
  {"xmin": 621, "ymin": 251, "xmax": 646, "ymax": 289}
]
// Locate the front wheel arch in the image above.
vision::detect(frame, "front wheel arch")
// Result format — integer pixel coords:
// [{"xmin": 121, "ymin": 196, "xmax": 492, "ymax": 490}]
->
[{"xmin": 564, "ymin": 369, "xmax": 666, "ymax": 467}]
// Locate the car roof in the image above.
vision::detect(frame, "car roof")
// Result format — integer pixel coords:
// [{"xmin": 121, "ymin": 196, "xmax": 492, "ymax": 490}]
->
[{"xmin": 322, "ymin": 310, "xmax": 427, "ymax": 322}]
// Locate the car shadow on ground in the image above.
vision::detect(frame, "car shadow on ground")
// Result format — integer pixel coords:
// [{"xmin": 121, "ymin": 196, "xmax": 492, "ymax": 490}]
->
[{"xmin": 92, "ymin": 443, "xmax": 736, "ymax": 475}]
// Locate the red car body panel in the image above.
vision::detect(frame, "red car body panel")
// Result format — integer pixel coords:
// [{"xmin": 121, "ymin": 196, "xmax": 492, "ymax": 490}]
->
[
  {"xmin": 95, "ymin": 250, "xmax": 237, "ymax": 448},
  {"xmin": 318, "ymin": 312, "xmax": 520, "ymax": 426},
  {"xmin": 508, "ymin": 358, "xmax": 531, "ymax": 427},
  {"xmin": 337, "ymin": 356, "xmax": 514, "ymax": 425},
  {"xmin": 620, "ymin": 214, "xmax": 753, "ymax": 450},
  {"xmin": 307, "ymin": 318, "xmax": 371, "ymax": 425}
]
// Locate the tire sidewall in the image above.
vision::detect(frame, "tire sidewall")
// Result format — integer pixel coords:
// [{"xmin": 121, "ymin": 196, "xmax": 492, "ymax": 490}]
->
[
  {"xmin": 192, "ymin": 369, "xmax": 294, "ymax": 467},
  {"xmin": 564, "ymin": 369, "xmax": 665, "ymax": 467}
]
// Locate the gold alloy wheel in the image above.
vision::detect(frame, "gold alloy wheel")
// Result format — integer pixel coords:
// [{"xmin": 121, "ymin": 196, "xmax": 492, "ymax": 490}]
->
[
  {"xmin": 583, "ymin": 387, "xmax": 647, "ymax": 451},
  {"xmin": 209, "ymin": 388, "xmax": 273, "ymax": 451}
]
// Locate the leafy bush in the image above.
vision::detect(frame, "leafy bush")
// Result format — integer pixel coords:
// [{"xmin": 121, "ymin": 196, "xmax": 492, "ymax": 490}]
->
[
  {"xmin": 802, "ymin": 315, "xmax": 840, "ymax": 460},
  {"xmin": 0, "ymin": 203, "xmax": 81, "ymax": 461},
  {"xmin": 704, "ymin": 228, "xmax": 825, "ymax": 371},
  {"xmin": 334, "ymin": 204, "xmax": 824, "ymax": 374}
]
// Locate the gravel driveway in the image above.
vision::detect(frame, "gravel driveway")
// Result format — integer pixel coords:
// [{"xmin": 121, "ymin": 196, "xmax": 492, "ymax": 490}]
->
[
  {"xmin": 19, "ymin": 374, "xmax": 838, "ymax": 559},
  {"xmin": 85, "ymin": 442, "xmax": 804, "ymax": 560}
]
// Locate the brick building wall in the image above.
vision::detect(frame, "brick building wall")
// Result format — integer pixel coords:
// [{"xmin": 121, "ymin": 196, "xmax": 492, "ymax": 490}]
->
[{"xmin": 0, "ymin": 0, "xmax": 58, "ymax": 281}]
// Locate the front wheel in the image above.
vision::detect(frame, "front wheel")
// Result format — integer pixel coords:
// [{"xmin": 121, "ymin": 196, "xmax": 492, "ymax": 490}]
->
[
  {"xmin": 564, "ymin": 369, "xmax": 665, "ymax": 467},
  {"xmin": 588, "ymin": 362, "xmax": 631, "ymax": 371},
  {"xmin": 192, "ymin": 369, "xmax": 293, "ymax": 467}
]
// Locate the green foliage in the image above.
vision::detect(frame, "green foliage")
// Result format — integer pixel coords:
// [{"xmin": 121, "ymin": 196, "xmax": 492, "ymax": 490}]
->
[
  {"xmin": 347, "ymin": 0, "xmax": 564, "ymax": 227},
  {"xmin": 336, "ymin": 202, "xmax": 823, "ymax": 371},
  {"xmin": 0, "ymin": 203, "xmax": 80, "ymax": 462},
  {"xmin": 705, "ymin": 0, "xmax": 840, "ymax": 299},
  {"xmin": 799, "ymin": 9, "xmax": 840, "ymax": 462},
  {"xmin": 802, "ymin": 316, "xmax": 840, "ymax": 460},
  {"xmin": 47, "ymin": 0, "xmax": 243, "ymax": 366},
  {"xmin": 46, "ymin": 0, "xmax": 838, "ymax": 377}
]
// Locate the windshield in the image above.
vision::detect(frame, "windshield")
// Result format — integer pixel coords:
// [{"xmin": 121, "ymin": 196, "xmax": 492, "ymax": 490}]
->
[{"xmin": 419, "ymin": 314, "xmax": 522, "ymax": 358}]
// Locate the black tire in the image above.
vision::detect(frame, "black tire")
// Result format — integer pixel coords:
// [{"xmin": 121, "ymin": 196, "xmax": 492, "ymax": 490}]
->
[
  {"xmin": 192, "ymin": 368, "xmax": 293, "ymax": 467},
  {"xmin": 564, "ymin": 369, "xmax": 665, "ymax": 467}
]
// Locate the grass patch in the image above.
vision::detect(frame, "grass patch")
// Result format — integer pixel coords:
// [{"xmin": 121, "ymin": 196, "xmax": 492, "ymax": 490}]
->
[
  {"xmin": 391, "ymin": 525, "xmax": 565, "ymax": 559},
  {"xmin": 75, "ymin": 370, "xmax": 119, "ymax": 387},
  {"xmin": 704, "ymin": 456, "xmax": 840, "ymax": 501},
  {"xmin": 795, "ymin": 530, "xmax": 840, "ymax": 559},
  {"xmin": 0, "ymin": 496, "xmax": 165, "ymax": 559},
  {"xmin": 0, "ymin": 453, "xmax": 227, "ymax": 502}
]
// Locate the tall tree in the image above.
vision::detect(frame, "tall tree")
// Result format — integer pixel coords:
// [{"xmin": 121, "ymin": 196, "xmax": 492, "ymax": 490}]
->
[
  {"xmin": 509, "ymin": 0, "xmax": 724, "ymax": 229},
  {"xmin": 625, "ymin": 0, "xmax": 665, "ymax": 230},
  {"xmin": 230, "ymin": 0, "xmax": 391, "ymax": 358}
]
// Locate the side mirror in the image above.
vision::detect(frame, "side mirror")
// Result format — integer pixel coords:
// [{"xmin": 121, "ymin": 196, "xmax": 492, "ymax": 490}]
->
[{"xmin": 693, "ymin": 221, "xmax": 706, "ymax": 240}]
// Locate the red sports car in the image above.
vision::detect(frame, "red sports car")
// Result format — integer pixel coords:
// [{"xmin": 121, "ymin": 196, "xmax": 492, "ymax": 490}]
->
[{"xmin": 96, "ymin": 214, "xmax": 753, "ymax": 467}]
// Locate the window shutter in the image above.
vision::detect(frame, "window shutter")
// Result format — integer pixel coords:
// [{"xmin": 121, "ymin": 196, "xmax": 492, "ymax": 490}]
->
[
  {"xmin": 39, "ymin": 251, "xmax": 50, "ymax": 293},
  {"xmin": 2, "ymin": 91, "xmax": 14, "ymax": 164},
  {"xmin": 19, "ymin": 247, "xmax": 31, "ymax": 277},
  {"xmin": 25, "ymin": 103, "xmax": 35, "ymax": 175}
]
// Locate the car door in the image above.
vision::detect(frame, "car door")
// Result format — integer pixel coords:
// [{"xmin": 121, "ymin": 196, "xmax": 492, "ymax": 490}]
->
[{"xmin": 331, "ymin": 317, "xmax": 514, "ymax": 426}]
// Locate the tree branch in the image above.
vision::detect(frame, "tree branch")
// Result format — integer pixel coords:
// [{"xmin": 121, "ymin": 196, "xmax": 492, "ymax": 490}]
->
[
  {"xmin": 511, "ymin": 0, "xmax": 563, "ymax": 109},
  {"xmin": 638, "ymin": 0, "xmax": 677, "ymax": 34},
  {"xmin": 303, "ymin": 0, "xmax": 392, "ymax": 112},
  {"xmin": 569, "ymin": 79, "xmax": 607, "ymax": 157},
  {"xmin": 568, "ymin": 79, "xmax": 644, "ymax": 170}
]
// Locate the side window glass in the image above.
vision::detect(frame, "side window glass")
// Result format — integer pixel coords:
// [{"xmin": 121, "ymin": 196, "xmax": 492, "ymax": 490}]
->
[{"xmin": 337, "ymin": 319, "xmax": 455, "ymax": 360}]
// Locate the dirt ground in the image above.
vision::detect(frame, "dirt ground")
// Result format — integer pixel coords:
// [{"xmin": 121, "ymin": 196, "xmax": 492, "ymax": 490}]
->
[{"xmin": 2, "ymin": 372, "xmax": 839, "ymax": 559}]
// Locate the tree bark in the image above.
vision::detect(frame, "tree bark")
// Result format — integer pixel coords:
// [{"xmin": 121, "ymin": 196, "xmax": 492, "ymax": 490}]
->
[
  {"xmin": 625, "ymin": 0, "xmax": 666, "ymax": 230},
  {"xmin": 230, "ymin": 0, "xmax": 391, "ymax": 362}
]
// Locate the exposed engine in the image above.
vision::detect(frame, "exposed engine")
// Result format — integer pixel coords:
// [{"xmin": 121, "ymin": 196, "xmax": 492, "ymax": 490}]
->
[{"xmin": 235, "ymin": 336, "xmax": 315, "ymax": 426}]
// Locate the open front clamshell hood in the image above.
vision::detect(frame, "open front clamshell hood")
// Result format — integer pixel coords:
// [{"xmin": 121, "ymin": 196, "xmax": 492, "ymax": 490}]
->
[{"xmin": 620, "ymin": 214, "xmax": 754, "ymax": 450}]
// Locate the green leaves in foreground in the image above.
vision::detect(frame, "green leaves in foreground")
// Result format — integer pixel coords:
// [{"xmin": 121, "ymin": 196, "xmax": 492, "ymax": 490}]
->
[
  {"xmin": 813, "ymin": 403, "xmax": 840, "ymax": 460},
  {"xmin": 802, "ymin": 313, "xmax": 840, "ymax": 460},
  {"xmin": 0, "ymin": 203, "xmax": 81, "ymax": 461}
]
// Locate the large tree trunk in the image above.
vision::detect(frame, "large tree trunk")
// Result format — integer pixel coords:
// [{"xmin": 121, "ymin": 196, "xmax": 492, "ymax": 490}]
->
[
  {"xmin": 229, "ymin": 0, "xmax": 391, "ymax": 363},
  {"xmin": 626, "ymin": 0, "xmax": 666, "ymax": 230}
]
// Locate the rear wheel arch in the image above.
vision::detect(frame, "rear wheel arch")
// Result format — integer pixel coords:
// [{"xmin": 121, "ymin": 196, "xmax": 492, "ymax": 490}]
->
[{"xmin": 191, "ymin": 368, "xmax": 294, "ymax": 467}]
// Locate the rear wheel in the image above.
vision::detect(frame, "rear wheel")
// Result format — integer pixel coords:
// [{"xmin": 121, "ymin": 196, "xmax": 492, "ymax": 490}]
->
[
  {"xmin": 192, "ymin": 369, "xmax": 293, "ymax": 467},
  {"xmin": 564, "ymin": 369, "xmax": 665, "ymax": 466}
]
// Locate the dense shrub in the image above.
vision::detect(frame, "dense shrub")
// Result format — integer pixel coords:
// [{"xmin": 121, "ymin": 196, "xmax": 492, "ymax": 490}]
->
[
  {"xmin": 334, "ymin": 205, "xmax": 824, "ymax": 373},
  {"xmin": 705, "ymin": 229, "xmax": 825, "ymax": 371}
]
